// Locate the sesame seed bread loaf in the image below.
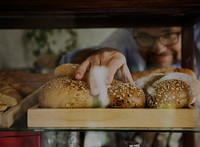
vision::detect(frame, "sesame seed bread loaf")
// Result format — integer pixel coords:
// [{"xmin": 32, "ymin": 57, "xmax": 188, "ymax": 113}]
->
[
  {"xmin": 40, "ymin": 62, "xmax": 147, "ymax": 108},
  {"xmin": 39, "ymin": 76, "xmax": 146, "ymax": 108},
  {"xmin": 108, "ymin": 81, "xmax": 146, "ymax": 108},
  {"xmin": 136, "ymin": 72, "xmax": 200, "ymax": 108},
  {"xmin": 146, "ymin": 79, "xmax": 190, "ymax": 108},
  {"xmin": 38, "ymin": 76, "xmax": 94, "ymax": 108}
]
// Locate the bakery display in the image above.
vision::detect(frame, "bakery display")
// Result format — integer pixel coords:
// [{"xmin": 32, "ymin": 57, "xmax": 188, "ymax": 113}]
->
[
  {"xmin": 0, "ymin": 76, "xmax": 34, "ymax": 112},
  {"xmin": 29, "ymin": 64, "xmax": 199, "ymax": 128},
  {"xmin": 39, "ymin": 63, "xmax": 200, "ymax": 109}
]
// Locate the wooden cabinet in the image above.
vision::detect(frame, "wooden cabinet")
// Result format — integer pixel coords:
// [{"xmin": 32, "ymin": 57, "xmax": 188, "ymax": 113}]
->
[
  {"xmin": 0, "ymin": 0, "xmax": 199, "ymax": 147},
  {"xmin": 0, "ymin": 0, "xmax": 199, "ymax": 69}
]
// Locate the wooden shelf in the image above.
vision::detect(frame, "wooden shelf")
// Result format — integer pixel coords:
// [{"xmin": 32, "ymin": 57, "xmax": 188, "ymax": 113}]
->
[{"xmin": 0, "ymin": 0, "xmax": 199, "ymax": 28}]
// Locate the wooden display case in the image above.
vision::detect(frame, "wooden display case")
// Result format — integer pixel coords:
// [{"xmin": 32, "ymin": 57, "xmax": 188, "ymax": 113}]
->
[{"xmin": 0, "ymin": 0, "xmax": 200, "ymax": 147}]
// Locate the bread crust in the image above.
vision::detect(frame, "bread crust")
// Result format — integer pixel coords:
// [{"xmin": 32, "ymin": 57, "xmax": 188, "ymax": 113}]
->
[
  {"xmin": 108, "ymin": 82, "xmax": 146, "ymax": 108},
  {"xmin": 39, "ymin": 76, "xmax": 94, "ymax": 108},
  {"xmin": 146, "ymin": 79, "xmax": 190, "ymax": 108},
  {"xmin": 54, "ymin": 63, "xmax": 88, "ymax": 81},
  {"xmin": 136, "ymin": 72, "xmax": 200, "ymax": 108},
  {"xmin": 132, "ymin": 68, "xmax": 196, "ymax": 80}
]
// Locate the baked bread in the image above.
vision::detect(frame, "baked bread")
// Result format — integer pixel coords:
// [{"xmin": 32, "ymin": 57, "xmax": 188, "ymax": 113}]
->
[
  {"xmin": 0, "ymin": 76, "xmax": 34, "ymax": 97},
  {"xmin": 132, "ymin": 68, "xmax": 196, "ymax": 80},
  {"xmin": 39, "ymin": 76, "xmax": 94, "ymax": 108},
  {"xmin": 0, "ymin": 85, "xmax": 22, "ymax": 102},
  {"xmin": 54, "ymin": 63, "xmax": 88, "ymax": 81},
  {"xmin": 0, "ymin": 92, "xmax": 18, "ymax": 107},
  {"xmin": 54, "ymin": 64, "xmax": 79, "ymax": 77},
  {"xmin": 0, "ymin": 100, "xmax": 8, "ymax": 112},
  {"xmin": 108, "ymin": 81, "xmax": 146, "ymax": 108},
  {"xmin": 136, "ymin": 72, "xmax": 200, "ymax": 108},
  {"xmin": 40, "ymin": 68, "xmax": 146, "ymax": 108},
  {"xmin": 146, "ymin": 79, "xmax": 190, "ymax": 108}
]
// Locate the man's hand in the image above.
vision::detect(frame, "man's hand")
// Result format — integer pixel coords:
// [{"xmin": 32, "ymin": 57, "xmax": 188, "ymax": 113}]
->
[{"xmin": 75, "ymin": 47, "xmax": 134, "ymax": 95}]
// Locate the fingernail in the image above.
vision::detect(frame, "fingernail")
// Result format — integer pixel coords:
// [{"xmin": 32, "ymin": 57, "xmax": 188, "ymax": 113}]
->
[{"xmin": 75, "ymin": 72, "xmax": 81, "ymax": 79}]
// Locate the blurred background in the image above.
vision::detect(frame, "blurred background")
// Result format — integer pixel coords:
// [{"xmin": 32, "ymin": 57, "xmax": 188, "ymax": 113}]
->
[{"xmin": 0, "ymin": 28, "xmax": 116, "ymax": 72}]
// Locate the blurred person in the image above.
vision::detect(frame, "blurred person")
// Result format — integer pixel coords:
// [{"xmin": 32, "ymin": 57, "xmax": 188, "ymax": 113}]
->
[{"xmin": 59, "ymin": 25, "xmax": 200, "ymax": 146}]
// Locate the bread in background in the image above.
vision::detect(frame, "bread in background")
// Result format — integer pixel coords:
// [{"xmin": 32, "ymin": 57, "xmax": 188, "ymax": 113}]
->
[
  {"xmin": 0, "ymin": 75, "xmax": 34, "ymax": 112},
  {"xmin": 132, "ymin": 68, "xmax": 196, "ymax": 80}
]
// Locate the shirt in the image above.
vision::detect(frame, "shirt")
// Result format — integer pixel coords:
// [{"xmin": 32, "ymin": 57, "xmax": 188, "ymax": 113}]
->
[{"xmin": 60, "ymin": 26, "xmax": 200, "ymax": 73}]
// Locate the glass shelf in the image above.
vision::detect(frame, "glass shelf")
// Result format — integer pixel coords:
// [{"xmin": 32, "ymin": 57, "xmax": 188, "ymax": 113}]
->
[{"xmin": 0, "ymin": 113, "xmax": 199, "ymax": 133}]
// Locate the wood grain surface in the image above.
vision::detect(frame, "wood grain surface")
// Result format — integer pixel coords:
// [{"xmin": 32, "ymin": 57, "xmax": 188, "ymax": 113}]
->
[{"xmin": 28, "ymin": 107, "xmax": 197, "ymax": 129}]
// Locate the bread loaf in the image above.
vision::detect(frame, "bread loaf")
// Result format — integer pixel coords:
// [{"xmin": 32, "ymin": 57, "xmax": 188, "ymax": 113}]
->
[
  {"xmin": 132, "ymin": 68, "xmax": 196, "ymax": 80},
  {"xmin": 54, "ymin": 64, "xmax": 79, "ymax": 78},
  {"xmin": 0, "ymin": 92, "xmax": 18, "ymax": 107},
  {"xmin": 135, "ymin": 72, "xmax": 200, "ymax": 108},
  {"xmin": 108, "ymin": 81, "xmax": 146, "ymax": 108},
  {"xmin": 54, "ymin": 63, "xmax": 88, "ymax": 81},
  {"xmin": 39, "ymin": 76, "xmax": 94, "ymax": 108},
  {"xmin": 0, "ymin": 100, "xmax": 8, "ymax": 112},
  {"xmin": 41, "ymin": 64, "xmax": 146, "ymax": 108},
  {"xmin": 0, "ymin": 85, "xmax": 22, "ymax": 102},
  {"xmin": 146, "ymin": 79, "xmax": 190, "ymax": 108},
  {"xmin": 0, "ymin": 76, "xmax": 34, "ymax": 97}
]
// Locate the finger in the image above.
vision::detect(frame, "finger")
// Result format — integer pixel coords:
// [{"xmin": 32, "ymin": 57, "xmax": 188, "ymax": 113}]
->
[
  {"xmin": 122, "ymin": 64, "xmax": 135, "ymax": 84},
  {"xmin": 75, "ymin": 60, "xmax": 90, "ymax": 80},
  {"xmin": 89, "ymin": 59, "xmax": 101, "ymax": 95},
  {"xmin": 106, "ymin": 58, "xmax": 125, "ymax": 84},
  {"xmin": 89, "ymin": 66, "xmax": 99, "ymax": 95}
]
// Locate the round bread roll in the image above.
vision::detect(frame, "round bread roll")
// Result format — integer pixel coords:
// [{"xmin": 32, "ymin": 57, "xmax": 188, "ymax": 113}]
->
[
  {"xmin": 54, "ymin": 64, "xmax": 79, "ymax": 77},
  {"xmin": 140, "ymin": 72, "xmax": 200, "ymax": 108},
  {"xmin": 146, "ymin": 79, "xmax": 190, "ymax": 108},
  {"xmin": 108, "ymin": 82, "xmax": 146, "ymax": 108},
  {"xmin": 39, "ymin": 76, "xmax": 94, "ymax": 108},
  {"xmin": 54, "ymin": 63, "xmax": 88, "ymax": 81}
]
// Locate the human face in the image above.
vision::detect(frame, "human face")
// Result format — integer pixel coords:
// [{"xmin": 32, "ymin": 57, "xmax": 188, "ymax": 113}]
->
[{"xmin": 134, "ymin": 27, "xmax": 182, "ymax": 68}]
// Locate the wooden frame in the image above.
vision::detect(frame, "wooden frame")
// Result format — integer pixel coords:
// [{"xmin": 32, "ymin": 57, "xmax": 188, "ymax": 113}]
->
[{"xmin": 0, "ymin": 0, "xmax": 200, "ymax": 146}]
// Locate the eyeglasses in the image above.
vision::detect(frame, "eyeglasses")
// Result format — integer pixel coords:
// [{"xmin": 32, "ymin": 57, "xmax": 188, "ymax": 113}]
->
[{"xmin": 134, "ymin": 32, "xmax": 181, "ymax": 48}]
